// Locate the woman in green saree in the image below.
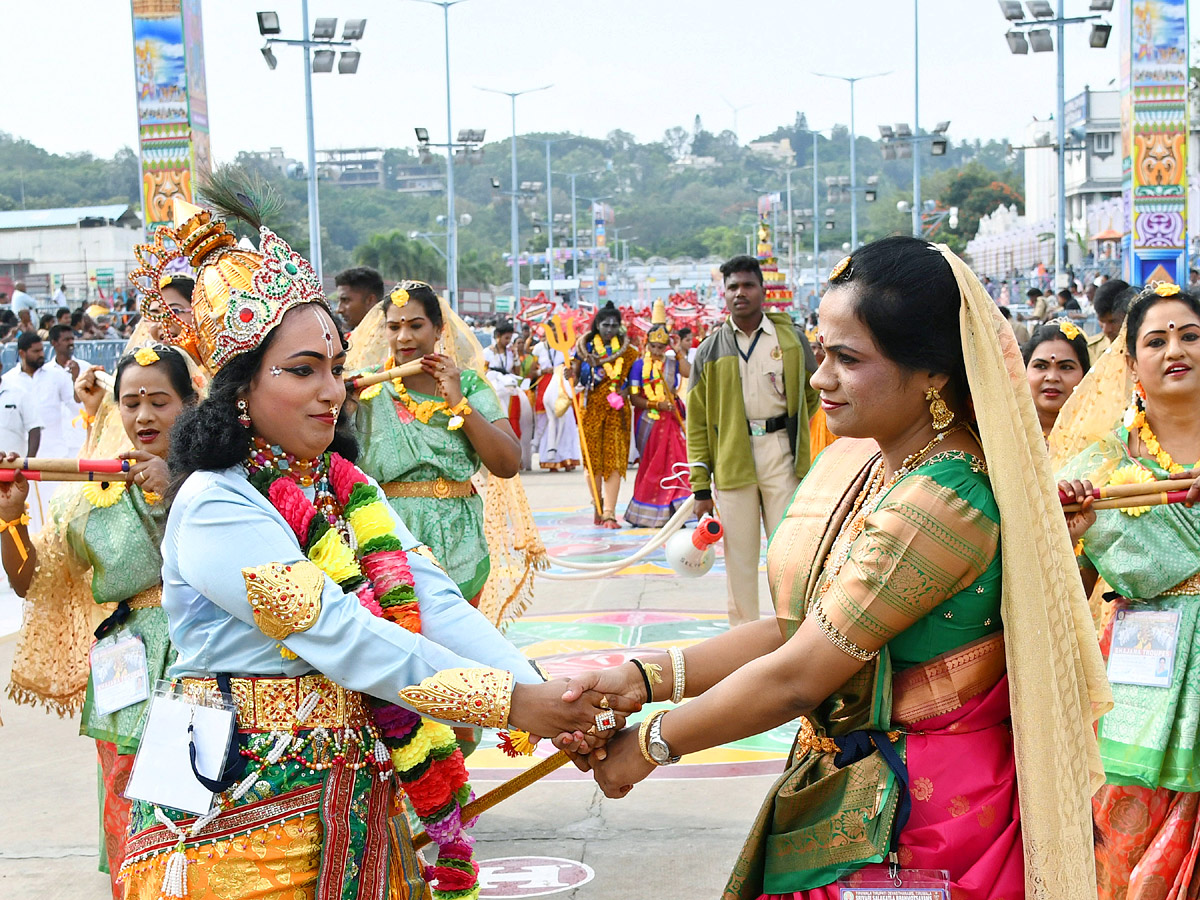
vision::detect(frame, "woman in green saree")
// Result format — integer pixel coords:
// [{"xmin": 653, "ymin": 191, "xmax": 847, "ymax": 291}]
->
[
  {"xmin": 1055, "ymin": 283, "xmax": 1200, "ymax": 898},
  {"xmin": 354, "ymin": 281, "xmax": 521, "ymax": 607},
  {"xmin": 560, "ymin": 237, "xmax": 1110, "ymax": 900}
]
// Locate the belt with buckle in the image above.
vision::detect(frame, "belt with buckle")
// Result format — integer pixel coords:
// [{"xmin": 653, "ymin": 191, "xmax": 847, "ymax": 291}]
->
[{"xmin": 747, "ymin": 414, "xmax": 788, "ymax": 437}]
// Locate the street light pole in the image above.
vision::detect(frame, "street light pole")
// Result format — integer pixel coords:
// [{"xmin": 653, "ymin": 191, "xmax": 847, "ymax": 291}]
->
[
  {"xmin": 912, "ymin": 0, "xmax": 921, "ymax": 238},
  {"xmin": 1055, "ymin": 7, "xmax": 1067, "ymax": 287},
  {"xmin": 300, "ymin": 0, "xmax": 322, "ymax": 280},
  {"xmin": 411, "ymin": 0, "xmax": 468, "ymax": 309},
  {"xmin": 477, "ymin": 84, "xmax": 552, "ymax": 307},
  {"xmin": 545, "ymin": 143, "xmax": 554, "ymax": 303},
  {"xmin": 814, "ymin": 70, "xmax": 888, "ymax": 249}
]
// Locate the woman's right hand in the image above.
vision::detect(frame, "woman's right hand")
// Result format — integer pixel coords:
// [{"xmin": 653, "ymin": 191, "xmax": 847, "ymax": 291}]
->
[
  {"xmin": 75, "ymin": 365, "xmax": 107, "ymax": 418},
  {"xmin": 0, "ymin": 452, "xmax": 29, "ymax": 519},
  {"xmin": 1058, "ymin": 479, "xmax": 1096, "ymax": 543},
  {"xmin": 508, "ymin": 677, "xmax": 641, "ymax": 742}
]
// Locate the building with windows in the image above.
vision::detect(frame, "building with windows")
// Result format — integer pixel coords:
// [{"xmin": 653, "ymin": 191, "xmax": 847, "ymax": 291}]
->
[{"xmin": 0, "ymin": 205, "xmax": 142, "ymax": 298}]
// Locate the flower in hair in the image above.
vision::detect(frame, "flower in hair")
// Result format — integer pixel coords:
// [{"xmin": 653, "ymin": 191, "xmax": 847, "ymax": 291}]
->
[
  {"xmin": 133, "ymin": 347, "xmax": 161, "ymax": 367},
  {"xmin": 391, "ymin": 288, "xmax": 410, "ymax": 309},
  {"xmin": 1057, "ymin": 320, "xmax": 1082, "ymax": 341},
  {"xmin": 1154, "ymin": 282, "xmax": 1182, "ymax": 298}
]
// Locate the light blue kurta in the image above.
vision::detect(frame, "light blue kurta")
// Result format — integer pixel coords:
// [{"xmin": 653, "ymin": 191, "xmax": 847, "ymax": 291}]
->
[{"xmin": 161, "ymin": 465, "xmax": 541, "ymax": 701}]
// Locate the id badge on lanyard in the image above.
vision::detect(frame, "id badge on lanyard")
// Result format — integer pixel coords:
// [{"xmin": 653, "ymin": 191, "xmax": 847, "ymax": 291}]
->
[
  {"xmin": 837, "ymin": 867, "xmax": 950, "ymax": 899},
  {"xmin": 90, "ymin": 633, "xmax": 150, "ymax": 716}
]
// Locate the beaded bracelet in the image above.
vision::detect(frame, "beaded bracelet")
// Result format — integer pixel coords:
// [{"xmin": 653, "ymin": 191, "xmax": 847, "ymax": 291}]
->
[{"xmin": 668, "ymin": 646, "xmax": 686, "ymax": 704}]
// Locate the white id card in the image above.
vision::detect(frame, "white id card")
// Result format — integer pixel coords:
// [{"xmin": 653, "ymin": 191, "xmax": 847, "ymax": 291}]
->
[
  {"xmin": 125, "ymin": 681, "xmax": 237, "ymax": 816},
  {"xmin": 1108, "ymin": 608, "xmax": 1181, "ymax": 688},
  {"xmin": 90, "ymin": 634, "xmax": 150, "ymax": 716},
  {"xmin": 838, "ymin": 867, "xmax": 950, "ymax": 899}
]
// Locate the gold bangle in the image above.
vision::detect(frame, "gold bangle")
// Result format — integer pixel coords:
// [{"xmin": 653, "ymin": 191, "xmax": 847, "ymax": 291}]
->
[
  {"xmin": 668, "ymin": 646, "xmax": 686, "ymax": 704},
  {"xmin": 638, "ymin": 711, "xmax": 663, "ymax": 765}
]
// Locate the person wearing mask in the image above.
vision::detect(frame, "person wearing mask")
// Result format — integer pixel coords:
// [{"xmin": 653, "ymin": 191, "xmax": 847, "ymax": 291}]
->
[{"xmin": 688, "ymin": 255, "xmax": 819, "ymax": 625}]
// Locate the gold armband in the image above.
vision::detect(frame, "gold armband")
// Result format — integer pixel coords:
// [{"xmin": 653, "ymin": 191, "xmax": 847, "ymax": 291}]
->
[
  {"xmin": 398, "ymin": 667, "xmax": 514, "ymax": 729},
  {"xmin": 243, "ymin": 560, "xmax": 325, "ymax": 639}
]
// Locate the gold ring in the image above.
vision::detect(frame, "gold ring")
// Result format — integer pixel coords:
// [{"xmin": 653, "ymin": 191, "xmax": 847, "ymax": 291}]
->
[{"xmin": 600, "ymin": 695, "xmax": 610, "ymax": 709}]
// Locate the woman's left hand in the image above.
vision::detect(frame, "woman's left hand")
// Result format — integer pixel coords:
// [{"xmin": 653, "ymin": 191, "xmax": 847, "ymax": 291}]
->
[
  {"xmin": 421, "ymin": 353, "xmax": 463, "ymax": 405},
  {"xmin": 590, "ymin": 726, "xmax": 655, "ymax": 799},
  {"xmin": 120, "ymin": 450, "xmax": 170, "ymax": 496},
  {"xmin": 1169, "ymin": 468, "xmax": 1200, "ymax": 508}
]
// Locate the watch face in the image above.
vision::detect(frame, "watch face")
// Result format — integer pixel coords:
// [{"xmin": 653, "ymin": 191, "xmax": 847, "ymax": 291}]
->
[{"xmin": 648, "ymin": 739, "xmax": 671, "ymax": 765}]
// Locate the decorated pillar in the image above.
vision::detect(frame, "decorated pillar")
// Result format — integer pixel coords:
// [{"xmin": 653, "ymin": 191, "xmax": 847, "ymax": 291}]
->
[
  {"xmin": 1121, "ymin": 0, "xmax": 1189, "ymax": 284},
  {"xmin": 131, "ymin": 0, "xmax": 212, "ymax": 234}
]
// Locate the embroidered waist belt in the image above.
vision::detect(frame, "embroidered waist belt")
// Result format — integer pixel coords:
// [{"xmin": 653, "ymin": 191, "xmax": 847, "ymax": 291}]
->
[
  {"xmin": 382, "ymin": 477, "xmax": 475, "ymax": 500},
  {"xmin": 1162, "ymin": 573, "xmax": 1200, "ymax": 596},
  {"xmin": 180, "ymin": 674, "xmax": 371, "ymax": 732},
  {"xmin": 127, "ymin": 585, "xmax": 163, "ymax": 609}
]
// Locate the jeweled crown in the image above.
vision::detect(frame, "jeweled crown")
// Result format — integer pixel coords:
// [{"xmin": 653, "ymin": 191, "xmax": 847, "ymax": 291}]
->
[{"xmin": 171, "ymin": 198, "xmax": 328, "ymax": 373}]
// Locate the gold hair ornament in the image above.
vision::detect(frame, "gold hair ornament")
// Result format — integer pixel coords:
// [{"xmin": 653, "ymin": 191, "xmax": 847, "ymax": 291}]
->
[{"xmin": 829, "ymin": 255, "xmax": 853, "ymax": 282}]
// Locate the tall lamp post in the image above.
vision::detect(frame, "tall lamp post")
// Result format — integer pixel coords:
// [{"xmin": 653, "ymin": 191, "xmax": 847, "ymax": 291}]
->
[
  {"xmin": 997, "ymin": 0, "xmax": 1111, "ymax": 286},
  {"xmin": 525, "ymin": 138, "xmax": 571, "ymax": 303},
  {"xmin": 813, "ymin": 70, "xmax": 889, "ymax": 249},
  {"xmin": 477, "ymin": 84, "xmax": 552, "ymax": 307},
  {"xmin": 409, "ymin": 0, "xmax": 470, "ymax": 309},
  {"xmin": 255, "ymin": 9, "xmax": 367, "ymax": 283}
]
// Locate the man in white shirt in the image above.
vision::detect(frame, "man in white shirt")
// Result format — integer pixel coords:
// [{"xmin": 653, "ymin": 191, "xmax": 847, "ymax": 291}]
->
[
  {"xmin": 10, "ymin": 282, "xmax": 38, "ymax": 333},
  {"xmin": 482, "ymin": 321, "xmax": 519, "ymax": 375},
  {"xmin": 0, "ymin": 367, "xmax": 41, "ymax": 456},
  {"xmin": 45, "ymin": 324, "xmax": 87, "ymax": 456},
  {"xmin": 5, "ymin": 332, "xmax": 74, "ymax": 458},
  {"xmin": 52, "ymin": 283, "xmax": 67, "ymax": 307}
]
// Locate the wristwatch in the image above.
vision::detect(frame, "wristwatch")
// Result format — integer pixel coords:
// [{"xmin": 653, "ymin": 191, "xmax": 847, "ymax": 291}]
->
[{"xmin": 647, "ymin": 712, "xmax": 681, "ymax": 766}]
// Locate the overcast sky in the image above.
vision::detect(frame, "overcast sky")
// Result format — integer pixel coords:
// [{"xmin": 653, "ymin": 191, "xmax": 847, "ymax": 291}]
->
[{"xmin": 5, "ymin": 0, "xmax": 1195, "ymax": 162}]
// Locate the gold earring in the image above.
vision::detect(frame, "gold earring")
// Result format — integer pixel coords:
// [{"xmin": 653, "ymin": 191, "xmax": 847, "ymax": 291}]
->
[{"xmin": 924, "ymin": 386, "xmax": 954, "ymax": 431}]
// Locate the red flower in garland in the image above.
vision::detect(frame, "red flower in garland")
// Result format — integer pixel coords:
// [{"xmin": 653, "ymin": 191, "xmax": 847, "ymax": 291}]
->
[
  {"xmin": 329, "ymin": 452, "xmax": 369, "ymax": 505},
  {"xmin": 268, "ymin": 477, "xmax": 316, "ymax": 543}
]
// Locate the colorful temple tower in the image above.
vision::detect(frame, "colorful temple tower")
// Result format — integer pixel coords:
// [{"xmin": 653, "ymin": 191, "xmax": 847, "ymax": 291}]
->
[
  {"xmin": 1120, "ymin": 0, "xmax": 1189, "ymax": 284},
  {"xmin": 755, "ymin": 216, "xmax": 793, "ymax": 309},
  {"xmin": 130, "ymin": 0, "xmax": 211, "ymax": 234}
]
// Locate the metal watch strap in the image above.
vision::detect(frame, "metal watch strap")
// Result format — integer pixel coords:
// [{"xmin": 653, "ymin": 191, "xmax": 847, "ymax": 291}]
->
[{"xmin": 648, "ymin": 712, "xmax": 680, "ymax": 765}]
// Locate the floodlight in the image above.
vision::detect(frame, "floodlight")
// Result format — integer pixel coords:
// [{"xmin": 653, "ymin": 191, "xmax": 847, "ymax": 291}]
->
[
  {"xmin": 418, "ymin": 149, "xmax": 434, "ymax": 165},
  {"xmin": 260, "ymin": 45, "xmax": 278, "ymax": 69},
  {"xmin": 1026, "ymin": 1, "xmax": 1053, "ymax": 18},
  {"xmin": 257, "ymin": 11, "xmax": 281, "ymax": 35},
  {"xmin": 882, "ymin": 145, "xmax": 896, "ymax": 161},
  {"xmin": 897, "ymin": 143, "xmax": 913, "ymax": 159},
  {"xmin": 312, "ymin": 17, "xmax": 337, "ymax": 39},
  {"xmin": 1089, "ymin": 0, "xmax": 1113, "ymax": 9},
  {"xmin": 825, "ymin": 220, "xmax": 836, "ymax": 231},
  {"xmin": 491, "ymin": 177, "xmax": 501, "ymax": 189},
  {"xmin": 931, "ymin": 137, "xmax": 948, "ymax": 156},
  {"xmin": 471, "ymin": 129, "xmax": 486, "ymax": 143},
  {"xmin": 864, "ymin": 177, "xmax": 879, "ymax": 203},
  {"xmin": 337, "ymin": 51, "xmax": 360, "ymax": 74},
  {"xmin": 837, "ymin": 176, "xmax": 849, "ymax": 187},
  {"xmin": 409, "ymin": 231, "xmax": 419, "ymax": 239},
  {"xmin": 342, "ymin": 18, "xmax": 367, "ymax": 40},
  {"xmin": 415, "ymin": 127, "xmax": 430, "ymax": 143},
  {"xmin": 895, "ymin": 123, "xmax": 913, "ymax": 137},
  {"xmin": 878, "ymin": 125, "xmax": 894, "ymax": 139},
  {"xmin": 1006, "ymin": 30, "xmax": 1029, "ymax": 53},
  {"xmin": 1028, "ymin": 28, "xmax": 1054, "ymax": 52},
  {"xmin": 312, "ymin": 50, "xmax": 335, "ymax": 72},
  {"xmin": 997, "ymin": 0, "xmax": 1024, "ymax": 20},
  {"xmin": 934, "ymin": 120, "xmax": 951, "ymax": 134},
  {"xmin": 520, "ymin": 181, "xmax": 532, "ymax": 190},
  {"xmin": 1089, "ymin": 23, "xmax": 1111, "ymax": 48}
]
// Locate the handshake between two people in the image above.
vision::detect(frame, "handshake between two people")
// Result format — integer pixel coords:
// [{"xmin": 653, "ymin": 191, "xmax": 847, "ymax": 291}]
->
[{"xmin": 508, "ymin": 661, "xmax": 659, "ymax": 800}]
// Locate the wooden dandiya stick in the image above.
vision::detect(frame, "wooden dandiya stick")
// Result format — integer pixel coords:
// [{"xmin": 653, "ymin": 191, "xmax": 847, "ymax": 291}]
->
[
  {"xmin": 343, "ymin": 359, "xmax": 425, "ymax": 392},
  {"xmin": 411, "ymin": 750, "xmax": 571, "ymax": 851},
  {"xmin": 1058, "ymin": 477, "xmax": 1198, "ymax": 504},
  {"xmin": 0, "ymin": 457, "xmax": 130, "ymax": 474},
  {"xmin": 0, "ymin": 469, "xmax": 134, "ymax": 483},
  {"xmin": 1062, "ymin": 489, "xmax": 1192, "ymax": 513}
]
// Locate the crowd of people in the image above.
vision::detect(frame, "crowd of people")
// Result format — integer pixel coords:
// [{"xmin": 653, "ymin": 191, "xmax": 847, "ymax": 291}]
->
[{"xmin": 5, "ymin": 182, "xmax": 1200, "ymax": 900}]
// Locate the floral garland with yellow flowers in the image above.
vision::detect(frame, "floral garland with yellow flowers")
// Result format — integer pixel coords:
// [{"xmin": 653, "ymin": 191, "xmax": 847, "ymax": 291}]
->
[
  {"xmin": 584, "ymin": 335, "xmax": 629, "ymax": 410},
  {"xmin": 360, "ymin": 355, "xmax": 469, "ymax": 430},
  {"xmin": 636, "ymin": 355, "xmax": 668, "ymax": 421},
  {"xmin": 248, "ymin": 451, "xmax": 480, "ymax": 900}
]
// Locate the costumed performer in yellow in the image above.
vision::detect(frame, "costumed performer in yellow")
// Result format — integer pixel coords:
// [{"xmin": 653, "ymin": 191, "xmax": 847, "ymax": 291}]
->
[
  {"xmin": 117, "ymin": 190, "xmax": 634, "ymax": 900},
  {"xmin": 565, "ymin": 236, "xmax": 1111, "ymax": 900}
]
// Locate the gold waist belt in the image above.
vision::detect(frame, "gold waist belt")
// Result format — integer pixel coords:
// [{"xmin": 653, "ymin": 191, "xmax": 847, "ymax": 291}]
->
[
  {"xmin": 126, "ymin": 585, "xmax": 163, "ymax": 609},
  {"xmin": 796, "ymin": 717, "xmax": 902, "ymax": 755},
  {"xmin": 382, "ymin": 477, "xmax": 475, "ymax": 500},
  {"xmin": 1162, "ymin": 573, "xmax": 1200, "ymax": 597},
  {"xmin": 180, "ymin": 674, "xmax": 370, "ymax": 732}
]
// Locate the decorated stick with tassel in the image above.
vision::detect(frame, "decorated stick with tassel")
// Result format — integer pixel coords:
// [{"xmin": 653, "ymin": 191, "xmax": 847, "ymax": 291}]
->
[{"xmin": 343, "ymin": 359, "xmax": 425, "ymax": 392}]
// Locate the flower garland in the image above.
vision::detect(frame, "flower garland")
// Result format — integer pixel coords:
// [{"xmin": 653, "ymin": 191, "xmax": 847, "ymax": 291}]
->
[
  {"xmin": 1124, "ymin": 397, "xmax": 1191, "ymax": 475},
  {"xmin": 360, "ymin": 356, "xmax": 468, "ymax": 430},
  {"xmin": 638, "ymin": 355, "xmax": 668, "ymax": 420},
  {"xmin": 592, "ymin": 335, "xmax": 620, "ymax": 358},
  {"xmin": 248, "ymin": 448, "xmax": 480, "ymax": 900}
]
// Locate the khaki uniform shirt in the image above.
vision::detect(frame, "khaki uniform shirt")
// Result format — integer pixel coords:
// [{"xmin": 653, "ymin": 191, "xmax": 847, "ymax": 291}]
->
[{"xmin": 732, "ymin": 316, "xmax": 788, "ymax": 421}]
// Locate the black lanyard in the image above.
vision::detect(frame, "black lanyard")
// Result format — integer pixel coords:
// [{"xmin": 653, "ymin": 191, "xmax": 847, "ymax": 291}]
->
[{"xmin": 737, "ymin": 329, "xmax": 763, "ymax": 363}]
